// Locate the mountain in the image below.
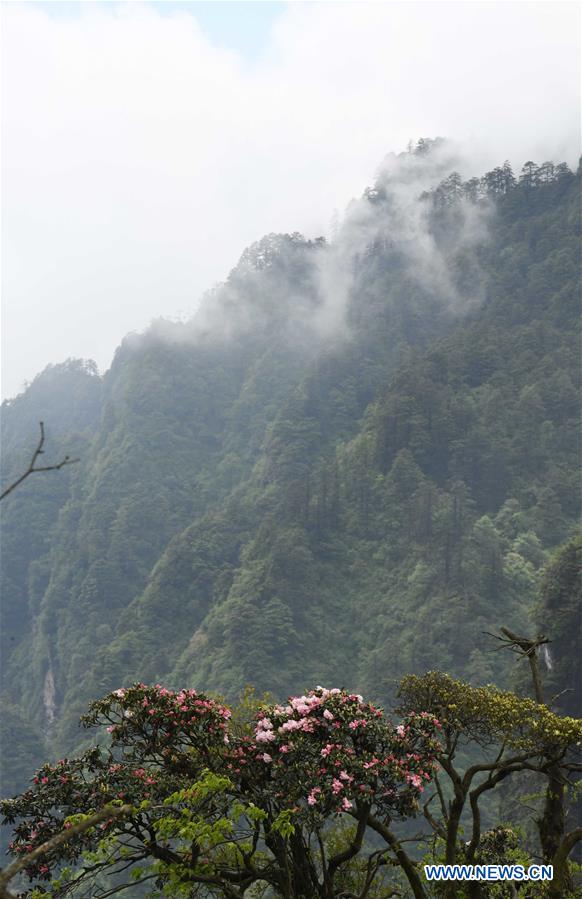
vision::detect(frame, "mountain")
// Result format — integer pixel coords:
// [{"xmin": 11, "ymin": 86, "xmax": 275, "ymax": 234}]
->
[{"xmin": 1, "ymin": 144, "xmax": 580, "ymax": 799}]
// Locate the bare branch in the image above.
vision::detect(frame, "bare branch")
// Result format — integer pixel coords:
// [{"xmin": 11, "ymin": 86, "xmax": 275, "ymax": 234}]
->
[
  {"xmin": 493, "ymin": 628, "xmax": 549, "ymax": 704},
  {"xmin": 423, "ymin": 794, "xmax": 447, "ymax": 840},
  {"xmin": 550, "ymin": 688, "xmax": 574, "ymax": 705},
  {"xmin": 0, "ymin": 421, "xmax": 79, "ymax": 501}
]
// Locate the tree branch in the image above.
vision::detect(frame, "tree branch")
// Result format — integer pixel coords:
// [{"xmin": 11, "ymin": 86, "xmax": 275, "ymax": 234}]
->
[
  {"xmin": 0, "ymin": 804, "xmax": 133, "ymax": 898},
  {"xmin": 0, "ymin": 421, "xmax": 79, "ymax": 501},
  {"xmin": 329, "ymin": 803, "xmax": 370, "ymax": 879},
  {"xmin": 366, "ymin": 815, "xmax": 428, "ymax": 899}
]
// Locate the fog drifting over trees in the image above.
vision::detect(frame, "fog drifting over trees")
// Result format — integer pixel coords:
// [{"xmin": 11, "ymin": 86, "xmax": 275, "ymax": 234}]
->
[{"xmin": 2, "ymin": 1, "xmax": 580, "ymax": 398}]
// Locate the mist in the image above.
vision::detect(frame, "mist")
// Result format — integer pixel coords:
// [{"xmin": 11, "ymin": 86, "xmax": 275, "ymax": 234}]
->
[
  {"xmin": 312, "ymin": 140, "xmax": 494, "ymax": 339},
  {"xmin": 2, "ymin": 1, "xmax": 580, "ymax": 398},
  {"xmin": 135, "ymin": 139, "xmax": 495, "ymax": 369}
]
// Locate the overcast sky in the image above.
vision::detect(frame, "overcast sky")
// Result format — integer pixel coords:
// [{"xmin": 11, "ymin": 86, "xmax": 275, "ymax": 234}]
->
[{"xmin": 1, "ymin": 1, "xmax": 580, "ymax": 400}]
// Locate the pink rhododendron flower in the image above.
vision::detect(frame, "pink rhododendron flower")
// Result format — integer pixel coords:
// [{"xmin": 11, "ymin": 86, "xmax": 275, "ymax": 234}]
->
[
  {"xmin": 279, "ymin": 719, "xmax": 301, "ymax": 733},
  {"xmin": 307, "ymin": 786, "xmax": 321, "ymax": 806},
  {"xmin": 256, "ymin": 730, "xmax": 276, "ymax": 743}
]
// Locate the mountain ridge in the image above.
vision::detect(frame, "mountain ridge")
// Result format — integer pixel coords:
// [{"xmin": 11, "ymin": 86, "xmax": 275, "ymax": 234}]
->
[{"xmin": 1, "ymin": 148, "xmax": 579, "ymax": 800}]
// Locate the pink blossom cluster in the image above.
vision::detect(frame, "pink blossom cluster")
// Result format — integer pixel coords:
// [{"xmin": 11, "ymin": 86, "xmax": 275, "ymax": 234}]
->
[
  {"xmin": 95, "ymin": 683, "xmax": 233, "ymax": 750},
  {"xmin": 244, "ymin": 687, "xmax": 441, "ymax": 817}
]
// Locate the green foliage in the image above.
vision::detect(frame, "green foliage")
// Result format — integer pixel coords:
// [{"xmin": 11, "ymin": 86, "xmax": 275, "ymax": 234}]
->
[{"xmin": 399, "ymin": 671, "xmax": 582, "ymax": 752}]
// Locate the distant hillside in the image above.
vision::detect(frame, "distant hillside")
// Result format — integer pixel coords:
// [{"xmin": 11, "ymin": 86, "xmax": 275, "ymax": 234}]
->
[{"xmin": 1, "ymin": 144, "xmax": 580, "ymax": 801}]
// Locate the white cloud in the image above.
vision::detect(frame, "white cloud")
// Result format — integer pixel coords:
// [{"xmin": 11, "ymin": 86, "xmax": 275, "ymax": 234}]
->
[{"xmin": 1, "ymin": 1, "xmax": 580, "ymax": 398}]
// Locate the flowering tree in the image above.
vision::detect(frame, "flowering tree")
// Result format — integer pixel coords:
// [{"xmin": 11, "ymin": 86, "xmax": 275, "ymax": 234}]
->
[
  {"xmin": 1, "ymin": 684, "xmax": 234, "ymax": 897},
  {"xmin": 228, "ymin": 687, "xmax": 441, "ymax": 898},
  {"xmin": 1, "ymin": 684, "xmax": 441, "ymax": 898}
]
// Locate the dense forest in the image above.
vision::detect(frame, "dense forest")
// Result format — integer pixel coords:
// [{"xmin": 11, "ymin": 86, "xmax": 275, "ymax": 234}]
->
[{"xmin": 0, "ymin": 141, "xmax": 580, "ymax": 896}]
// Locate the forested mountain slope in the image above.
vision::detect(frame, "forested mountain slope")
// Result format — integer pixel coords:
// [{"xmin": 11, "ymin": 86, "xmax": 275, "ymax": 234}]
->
[{"xmin": 1, "ymin": 145, "xmax": 580, "ymax": 797}]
